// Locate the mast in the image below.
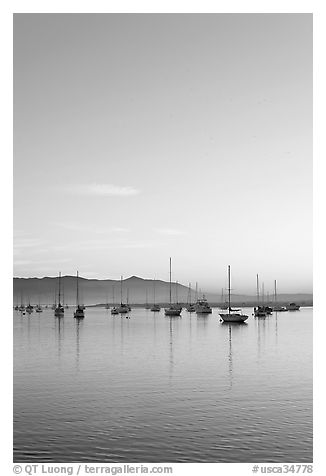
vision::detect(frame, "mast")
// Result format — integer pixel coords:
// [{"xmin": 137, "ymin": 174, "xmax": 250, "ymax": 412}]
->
[
  {"xmin": 112, "ymin": 285, "xmax": 115, "ymax": 305},
  {"xmin": 195, "ymin": 282, "xmax": 198, "ymax": 301},
  {"xmin": 120, "ymin": 276, "xmax": 123, "ymax": 304},
  {"xmin": 228, "ymin": 265, "xmax": 231, "ymax": 314},
  {"xmin": 262, "ymin": 282, "xmax": 265, "ymax": 304},
  {"xmin": 153, "ymin": 279, "xmax": 156, "ymax": 305},
  {"xmin": 76, "ymin": 270, "xmax": 79, "ymax": 307},
  {"xmin": 169, "ymin": 257, "xmax": 172, "ymax": 305},
  {"xmin": 256, "ymin": 274, "xmax": 260, "ymax": 305},
  {"xmin": 189, "ymin": 283, "xmax": 192, "ymax": 305},
  {"xmin": 58, "ymin": 272, "xmax": 61, "ymax": 306},
  {"xmin": 176, "ymin": 281, "xmax": 178, "ymax": 304},
  {"xmin": 274, "ymin": 280, "xmax": 277, "ymax": 304}
]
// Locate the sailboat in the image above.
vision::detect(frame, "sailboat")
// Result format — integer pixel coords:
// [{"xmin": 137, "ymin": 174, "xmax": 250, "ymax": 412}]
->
[
  {"xmin": 219, "ymin": 266, "xmax": 248, "ymax": 322},
  {"xmin": 111, "ymin": 285, "xmax": 119, "ymax": 315},
  {"xmin": 117, "ymin": 276, "xmax": 129, "ymax": 313},
  {"xmin": 164, "ymin": 258, "xmax": 182, "ymax": 316},
  {"xmin": 74, "ymin": 271, "xmax": 85, "ymax": 318},
  {"xmin": 254, "ymin": 274, "xmax": 267, "ymax": 317},
  {"xmin": 273, "ymin": 280, "xmax": 288, "ymax": 311},
  {"xmin": 186, "ymin": 283, "xmax": 195, "ymax": 312},
  {"xmin": 54, "ymin": 272, "xmax": 64, "ymax": 317},
  {"xmin": 18, "ymin": 290, "xmax": 25, "ymax": 312},
  {"xmin": 150, "ymin": 278, "xmax": 161, "ymax": 312}
]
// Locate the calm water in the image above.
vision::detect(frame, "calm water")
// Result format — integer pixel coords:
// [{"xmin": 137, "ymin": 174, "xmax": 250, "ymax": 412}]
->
[{"xmin": 14, "ymin": 307, "xmax": 312, "ymax": 463}]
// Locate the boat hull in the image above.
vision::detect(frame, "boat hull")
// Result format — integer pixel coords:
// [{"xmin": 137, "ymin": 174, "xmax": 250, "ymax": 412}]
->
[
  {"xmin": 219, "ymin": 313, "xmax": 248, "ymax": 322},
  {"xmin": 164, "ymin": 308, "xmax": 181, "ymax": 316}
]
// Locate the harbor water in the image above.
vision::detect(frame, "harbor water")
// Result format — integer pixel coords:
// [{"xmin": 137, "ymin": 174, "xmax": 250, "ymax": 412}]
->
[{"xmin": 14, "ymin": 307, "xmax": 313, "ymax": 462}]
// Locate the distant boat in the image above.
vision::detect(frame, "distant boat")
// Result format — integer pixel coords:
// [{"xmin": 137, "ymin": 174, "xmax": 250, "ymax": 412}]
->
[
  {"xmin": 35, "ymin": 304, "xmax": 43, "ymax": 313},
  {"xmin": 54, "ymin": 272, "xmax": 64, "ymax": 317},
  {"xmin": 26, "ymin": 303, "xmax": 34, "ymax": 314},
  {"xmin": 219, "ymin": 266, "xmax": 248, "ymax": 323},
  {"xmin": 254, "ymin": 274, "xmax": 267, "ymax": 317},
  {"xmin": 286, "ymin": 302, "xmax": 300, "ymax": 311},
  {"xmin": 110, "ymin": 285, "xmax": 119, "ymax": 314},
  {"xmin": 165, "ymin": 258, "xmax": 182, "ymax": 316},
  {"xmin": 150, "ymin": 279, "xmax": 161, "ymax": 312},
  {"xmin": 74, "ymin": 271, "xmax": 85, "ymax": 319},
  {"xmin": 117, "ymin": 276, "xmax": 129, "ymax": 314},
  {"xmin": 195, "ymin": 295, "xmax": 212, "ymax": 314}
]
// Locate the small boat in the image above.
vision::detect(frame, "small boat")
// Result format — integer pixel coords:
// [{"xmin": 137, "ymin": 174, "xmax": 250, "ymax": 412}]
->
[
  {"xmin": 219, "ymin": 266, "xmax": 248, "ymax": 323},
  {"xmin": 254, "ymin": 306, "xmax": 267, "ymax": 317},
  {"xmin": 254, "ymin": 274, "xmax": 266, "ymax": 317},
  {"xmin": 118, "ymin": 276, "xmax": 129, "ymax": 313},
  {"xmin": 74, "ymin": 271, "xmax": 85, "ymax": 318},
  {"xmin": 165, "ymin": 258, "xmax": 182, "ymax": 316},
  {"xmin": 54, "ymin": 272, "xmax": 64, "ymax": 317},
  {"xmin": 26, "ymin": 303, "xmax": 34, "ymax": 314},
  {"xmin": 14, "ymin": 305, "xmax": 19, "ymax": 310},
  {"xmin": 150, "ymin": 304, "xmax": 161, "ymax": 312},
  {"xmin": 150, "ymin": 279, "xmax": 161, "ymax": 312},
  {"xmin": 111, "ymin": 307, "xmax": 119, "ymax": 315},
  {"xmin": 195, "ymin": 295, "xmax": 212, "ymax": 314},
  {"xmin": 286, "ymin": 302, "xmax": 300, "ymax": 311},
  {"xmin": 118, "ymin": 303, "xmax": 129, "ymax": 314},
  {"xmin": 35, "ymin": 304, "xmax": 43, "ymax": 313}
]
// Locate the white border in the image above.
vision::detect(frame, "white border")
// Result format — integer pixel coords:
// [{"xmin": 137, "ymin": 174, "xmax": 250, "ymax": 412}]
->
[{"xmin": 2, "ymin": 1, "xmax": 323, "ymax": 474}]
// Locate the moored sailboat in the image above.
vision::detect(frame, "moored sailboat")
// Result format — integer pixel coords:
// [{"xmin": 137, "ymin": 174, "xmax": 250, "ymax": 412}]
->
[
  {"xmin": 219, "ymin": 266, "xmax": 248, "ymax": 323},
  {"xmin": 74, "ymin": 271, "xmax": 85, "ymax": 319},
  {"xmin": 54, "ymin": 272, "xmax": 64, "ymax": 317},
  {"xmin": 254, "ymin": 274, "xmax": 267, "ymax": 317},
  {"xmin": 117, "ymin": 276, "xmax": 129, "ymax": 314},
  {"xmin": 165, "ymin": 258, "xmax": 182, "ymax": 316}
]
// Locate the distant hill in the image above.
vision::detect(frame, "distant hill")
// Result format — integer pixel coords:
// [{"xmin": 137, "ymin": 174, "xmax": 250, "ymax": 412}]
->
[{"xmin": 13, "ymin": 275, "xmax": 313, "ymax": 307}]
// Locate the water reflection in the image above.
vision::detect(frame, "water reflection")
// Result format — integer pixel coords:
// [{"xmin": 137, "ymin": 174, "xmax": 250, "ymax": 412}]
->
[
  {"xmin": 55, "ymin": 316, "xmax": 64, "ymax": 361},
  {"xmin": 75, "ymin": 318, "xmax": 83, "ymax": 372}
]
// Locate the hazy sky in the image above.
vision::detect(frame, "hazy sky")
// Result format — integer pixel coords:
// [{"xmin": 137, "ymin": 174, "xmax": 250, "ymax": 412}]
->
[{"xmin": 13, "ymin": 13, "xmax": 312, "ymax": 294}]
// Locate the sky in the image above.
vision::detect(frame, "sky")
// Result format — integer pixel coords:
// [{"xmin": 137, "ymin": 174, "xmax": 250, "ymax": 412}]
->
[{"xmin": 13, "ymin": 13, "xmax": 312, "ymax": 294}]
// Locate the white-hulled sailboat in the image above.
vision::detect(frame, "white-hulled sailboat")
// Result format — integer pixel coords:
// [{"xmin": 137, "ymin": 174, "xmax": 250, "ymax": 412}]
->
[
  {"xmin": 54, "ymin": 272, "xmax": 64, "ymax": 317},
  {"xmin": 164, "ymin": 258, "xmax": 182, "ymax": 316},
  {"xmin": 74, "ymin": 271, "xmax": 85, "ymax": 319},
  {"xmin": 219, "ymin": 266, "xmax": 248, "ymax": 323}
]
